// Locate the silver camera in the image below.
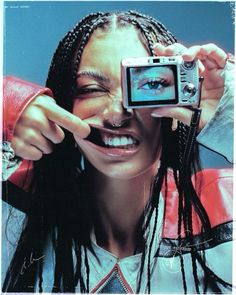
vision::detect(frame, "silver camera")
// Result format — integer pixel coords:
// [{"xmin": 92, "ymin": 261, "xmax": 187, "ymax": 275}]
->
[{"xmin": 121, "ymin": 56, "xmax": 199, "ymax": 108}]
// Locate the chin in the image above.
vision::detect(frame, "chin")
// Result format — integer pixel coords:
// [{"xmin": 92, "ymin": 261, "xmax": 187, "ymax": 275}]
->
[
  {"xmin": 75, "ymin": 124, "xmax": 161, "ymax": 180},
  {"xmin": 85, "ymin": 157, "xmax": 158, "ymax": 180}
]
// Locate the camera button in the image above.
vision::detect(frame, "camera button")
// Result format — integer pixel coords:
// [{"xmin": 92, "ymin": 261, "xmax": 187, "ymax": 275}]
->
[{"xmin": 183, "ymin": 83, "xmax": 197, "ymax": 97}]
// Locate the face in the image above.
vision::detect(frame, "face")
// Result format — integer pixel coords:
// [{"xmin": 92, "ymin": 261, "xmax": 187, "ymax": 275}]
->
[
  {"xmin": 72, "ymin": 27, "xmax": 162, "ymax": 179},
  {"xmin": 130, "ymin": 66, "xmax": 175, "ymax": 102}
]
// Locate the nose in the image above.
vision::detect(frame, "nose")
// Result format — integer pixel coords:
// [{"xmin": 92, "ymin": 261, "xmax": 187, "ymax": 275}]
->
[{"xmin": 103, "ymin": 94, "xmax": 134, "ymax": 128}]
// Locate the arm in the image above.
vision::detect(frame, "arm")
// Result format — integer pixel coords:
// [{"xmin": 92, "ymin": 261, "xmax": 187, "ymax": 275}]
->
[
  {"xmin": 3, "ymin": 76, "xmax": 53, "ymax": 142},
  {"xmin": 2, "ymin": 76, "xmax": 53, "ymax": 188},
  {"xmin": 197, "ymin": 59, "xmax": 234, "ymax": 162},
  {"xmin": 152, "ymin": 44, "xmax": 234, "ymax": 162},
  {"xmin": 2, "ymin": 76, "xmax": 91, "ymax": 187}
]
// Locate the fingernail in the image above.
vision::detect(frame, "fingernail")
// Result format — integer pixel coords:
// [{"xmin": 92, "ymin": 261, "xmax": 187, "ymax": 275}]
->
[{"xmin": 153, "ymin": 43, "xmax": 164, "ymax": 50}]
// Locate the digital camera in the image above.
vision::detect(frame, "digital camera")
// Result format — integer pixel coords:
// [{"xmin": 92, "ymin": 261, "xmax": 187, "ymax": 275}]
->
[{"xmin": 121, "ymin": 56, "xmax": 200, "ymax": 108}]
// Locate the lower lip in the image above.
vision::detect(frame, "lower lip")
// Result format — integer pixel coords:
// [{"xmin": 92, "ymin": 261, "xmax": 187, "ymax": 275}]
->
[{"xmin": 84, "ymin": 140, "xmax": 139, "ymax": 157}]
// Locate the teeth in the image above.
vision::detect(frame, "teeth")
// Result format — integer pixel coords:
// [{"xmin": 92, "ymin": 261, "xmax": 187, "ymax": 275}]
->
[
  {"xmin": 104, "ymin": 136, "xmax": 109, "ymax": 146},
  {"xmin": 103, "ymin": 135, "xmax": 137, "ymax": 147},
  {"xmin": 121, "ymin": 136, "xmax": 128, "ymax": 145},
  {"xmin": 113, "ymin": 137, "xmax": 120, "ymax": 146},
  {"xmin": 108, "ymin": 137, "xmax": 114, "ymax": 146},
  {"xmin": 128, "ymin": 137, "xmax": 133, "ymax": 145}
]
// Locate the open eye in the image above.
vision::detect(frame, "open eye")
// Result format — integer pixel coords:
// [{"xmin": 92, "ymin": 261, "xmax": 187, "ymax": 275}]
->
[{"xmin": 139, "ymin": 79, "xmax": 169, "ymax": 91}]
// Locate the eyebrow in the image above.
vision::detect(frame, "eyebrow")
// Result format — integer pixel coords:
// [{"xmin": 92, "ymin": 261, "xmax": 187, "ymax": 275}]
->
[
  {"xmin": 132, "ymin": 67, "xmax": 149, "ymax": 74},
  {"xmin": 77, "ymin": 70, "xmax": 110, "ymax": 84}
]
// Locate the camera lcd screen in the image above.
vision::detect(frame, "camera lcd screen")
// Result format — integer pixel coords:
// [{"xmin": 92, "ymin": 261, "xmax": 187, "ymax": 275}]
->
[{"xmin": 126, "ymin": 65, "xmax": 178, "ymax": 107}]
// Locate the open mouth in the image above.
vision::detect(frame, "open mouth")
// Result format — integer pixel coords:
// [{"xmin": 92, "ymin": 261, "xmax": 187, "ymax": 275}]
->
[{"xmin": 86, "ymin": 126, "xmax": 140, "ymax": 150}]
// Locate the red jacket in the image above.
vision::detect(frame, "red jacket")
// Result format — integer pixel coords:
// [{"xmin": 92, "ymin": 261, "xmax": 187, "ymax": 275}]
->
[{"xmin": 3, "ymin": 76, "xmax": 233, "ymax": 240}]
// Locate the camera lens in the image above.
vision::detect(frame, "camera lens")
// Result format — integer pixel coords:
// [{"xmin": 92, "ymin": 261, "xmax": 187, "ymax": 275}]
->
[
  {"xmin": 183, "ymin": 60, "xmax": 195, "ymax": 70},
  {"xmin": 183, "ymin": 83, "xmax": 196, "ymax": 97}
]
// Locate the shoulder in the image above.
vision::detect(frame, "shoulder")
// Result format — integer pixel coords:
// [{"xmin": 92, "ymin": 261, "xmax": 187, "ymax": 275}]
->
[{"xmin": 162, "ymin": 168, "xmax": 233, "ymax": 239}]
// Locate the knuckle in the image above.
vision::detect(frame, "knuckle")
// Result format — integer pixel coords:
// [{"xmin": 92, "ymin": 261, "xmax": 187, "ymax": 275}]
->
[
  {"xmin": 20, "ymin": 114, "xmax": 46, "ymax": 130},
  {"xmin": 14, "ymin": 119, "xmax": 24, "ymax": 131},
  {"xmin": 204, "ymin": 43, "xmax": 216, "ymax": 53},
  {"xmin": 21, "ymin": 129, "xmax": 40, "ymax": 145},
  {"xmin": 24, "ymin": 132, "xmax": 37, "ymax": 143},
  {"xmin": 66, "ymin": 114, "xmax": 77, "ymax": 126},
  {"xmin": 17, "ymin": 148, "xmax": 32, "ymax": 160},
  {"xmin": 165, "ymin": 47, "xmax": 175, "ymax": 54},
  {"xmin": 12, "ymin": 138, "xmax": 24, "ymax": 155},
  {"xmin": 206, "ymin": 42, "xmax": 215, "ymax": 48}
]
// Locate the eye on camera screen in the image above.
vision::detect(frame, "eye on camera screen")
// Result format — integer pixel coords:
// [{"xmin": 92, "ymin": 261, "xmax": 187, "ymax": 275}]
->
[{"xmin": 128, "ymin": 65, "xmax": 178, "ymax": 106}]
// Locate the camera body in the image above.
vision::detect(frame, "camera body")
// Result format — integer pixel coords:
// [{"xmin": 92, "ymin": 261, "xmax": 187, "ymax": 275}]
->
[{"xmin": 121, "ymin": 56, "xmax": 199, "ymax": 109}]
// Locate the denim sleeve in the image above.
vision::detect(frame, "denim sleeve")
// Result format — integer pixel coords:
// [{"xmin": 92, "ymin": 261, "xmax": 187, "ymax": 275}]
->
[{"xmin": 197, "ymin": 60, "xmax": 234, "ymax": 163}]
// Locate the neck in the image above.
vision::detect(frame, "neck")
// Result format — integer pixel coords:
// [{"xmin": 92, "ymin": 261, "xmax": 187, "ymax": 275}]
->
[{"xmin": 87, "ymin": 164, "xmax": 158, "ymax": 258}]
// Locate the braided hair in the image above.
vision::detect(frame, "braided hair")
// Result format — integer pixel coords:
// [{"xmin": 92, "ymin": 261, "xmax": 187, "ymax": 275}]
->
[{"xmin": 3, "ymin": 10, "xmax": 232, "ymax": 293}]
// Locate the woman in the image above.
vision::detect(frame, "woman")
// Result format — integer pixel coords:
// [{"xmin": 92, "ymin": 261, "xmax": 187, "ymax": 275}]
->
[{"xmin": 2, "ymin": 11, "xmax": 234, "ymax": 293}]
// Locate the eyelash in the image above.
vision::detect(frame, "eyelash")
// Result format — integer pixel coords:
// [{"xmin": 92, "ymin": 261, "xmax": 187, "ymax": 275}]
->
[
  {"xmin": 74, "ymin": 84, "xmax": 108, "ymax": 98},
  {"xmin": 139, "ymin": 79, "xmax": 169, "ymax": 90}
]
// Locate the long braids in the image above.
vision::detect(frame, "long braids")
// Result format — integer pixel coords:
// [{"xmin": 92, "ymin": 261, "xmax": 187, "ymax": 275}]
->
[
  {"xmin": 38, "ymin": 10, "xmax": 228, "ymax": 293},
  {"xmin": 46, "ymin": 14, "xmax": 112, "ymax": 292},
  {"xmin": 122, "ymin": 12, "xmax": 175, "ymax": 293},
  {"xmin": 4, "ymin": 10, "xmax": 232, "ymax": 294},
  {"xmin": 125, "ymin": 12, "xmax": 232, "ymax": 294},
  {"xmin": 46, "ymin": 12, "xmax": 178, "ymax": 293}
]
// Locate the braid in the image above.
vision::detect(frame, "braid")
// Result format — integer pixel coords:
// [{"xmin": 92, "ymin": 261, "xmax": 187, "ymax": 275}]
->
[
  {"xmin": 4, "ymin": 9, "xmax": 231, "ymax": 294},
  {"xmin": 127, "ymin": 17, "xmax": 156, "ymax": 54},
  {"xmin": 76, "ymin": 247, "xmax": 86, "ymax": 293},
  {"xmin": 84, "ymin": 246, "xmax": 90, "ymax": 293},
  {"xmin": 128, "ymin": 10, "xmax": 177, "ymax": 45},
  {"xmin": 174, "ymin": 170, "xmax": 187, "ymax": 294},
  {"xmin": 47, "ymin": 12, "xmax": 109, "ymax": 107},
  {"xmin": 176, "ymin": 118, "xmax": 232, "ymax": 293},
  {"xmin": 185, "ymin": 196, "xmax": 200, "ymax": 294},
  {"xmin": 74, "ymin": 245, "xmax": 86, "ymax": 293},
  {"xmin": 177, "ymin": 121, "xmax": 201, "ymax": 293},
  {"xmin": 146, "ymin": 193, "xmax": 160, "ymax": 293},
  {"xmin": 71, "ymin": 18, "xmax": 110, "ymax": 88},
  {"xmin": 111, "ymin": 15, "xmax": 178, "ymax": 292}
]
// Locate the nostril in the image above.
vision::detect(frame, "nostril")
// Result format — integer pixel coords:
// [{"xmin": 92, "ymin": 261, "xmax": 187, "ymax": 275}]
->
[
  {"xmin": 103, "ymin": 100, "xmax": 134, "ymax": 128},
  {"xmin": 111, "ymin": 121, "xmax": 123, "ymax": 128},
  {"xmin": 104, "ymin": 119, "xmax": 130, "ymax": 129},
  {"xmin": 124, "ymin": 107, "xmax": 134, "ymax": 116}
]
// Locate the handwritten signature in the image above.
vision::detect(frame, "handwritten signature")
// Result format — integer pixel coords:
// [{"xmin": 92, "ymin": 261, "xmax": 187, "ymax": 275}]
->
[
  {"xmin": 162, "ymin": 232, "xmax": 213, "ymax": 274},
  {"xmin": 20, "ymin": 252, "xmax": 45, "ymax": 275}
]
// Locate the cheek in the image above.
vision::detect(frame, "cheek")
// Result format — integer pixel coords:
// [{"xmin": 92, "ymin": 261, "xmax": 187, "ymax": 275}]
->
[
  {"xmin": 73, "ymin": 97, "xmax": 108, "ymax": 119},
  {"xmin": 136, "ymin": 109, "xmax": 160, "ymax": 132},
  {"xmin": 136, "ymin": 114, "xmax": 162, "ymax": 172},
  {"xmin": 137, "ymin": 109, "xmax": 162, "ymax": 147}
]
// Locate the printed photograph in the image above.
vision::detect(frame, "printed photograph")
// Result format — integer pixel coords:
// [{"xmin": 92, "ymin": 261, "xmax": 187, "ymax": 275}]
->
[{"xmin": 2, "ymin": 1, "xmax": 234, "ymax": 293}]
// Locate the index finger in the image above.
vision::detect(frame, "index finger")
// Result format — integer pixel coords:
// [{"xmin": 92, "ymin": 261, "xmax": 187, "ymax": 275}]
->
[
  {"xmin": 182, "ymin": 44, "xmax": 227, "ymax": 68},
  {"xmin": 38, "ymin": 99, "xmax": 91, "ymax": 138}
]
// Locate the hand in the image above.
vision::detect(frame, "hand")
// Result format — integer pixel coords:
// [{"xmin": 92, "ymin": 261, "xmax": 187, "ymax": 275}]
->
[
  {"xmin": 11, "ymin": 95, "xmax": 90, "ymax": 160},
  {"xmin": 151, "ymin": 43, "xmax": 228, "ymax": 130}
]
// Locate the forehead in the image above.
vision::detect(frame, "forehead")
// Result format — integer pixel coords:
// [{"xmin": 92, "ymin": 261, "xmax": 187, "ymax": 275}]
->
[{"xmin": 80, "ymin": 27, "xmax": 149, "ymax": 61}]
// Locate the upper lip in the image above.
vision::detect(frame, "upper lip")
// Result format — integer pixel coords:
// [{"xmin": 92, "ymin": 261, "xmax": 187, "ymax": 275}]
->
[{"xmin": 89, "ymin": 124, "xmax": 141, "ymax": 142}]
